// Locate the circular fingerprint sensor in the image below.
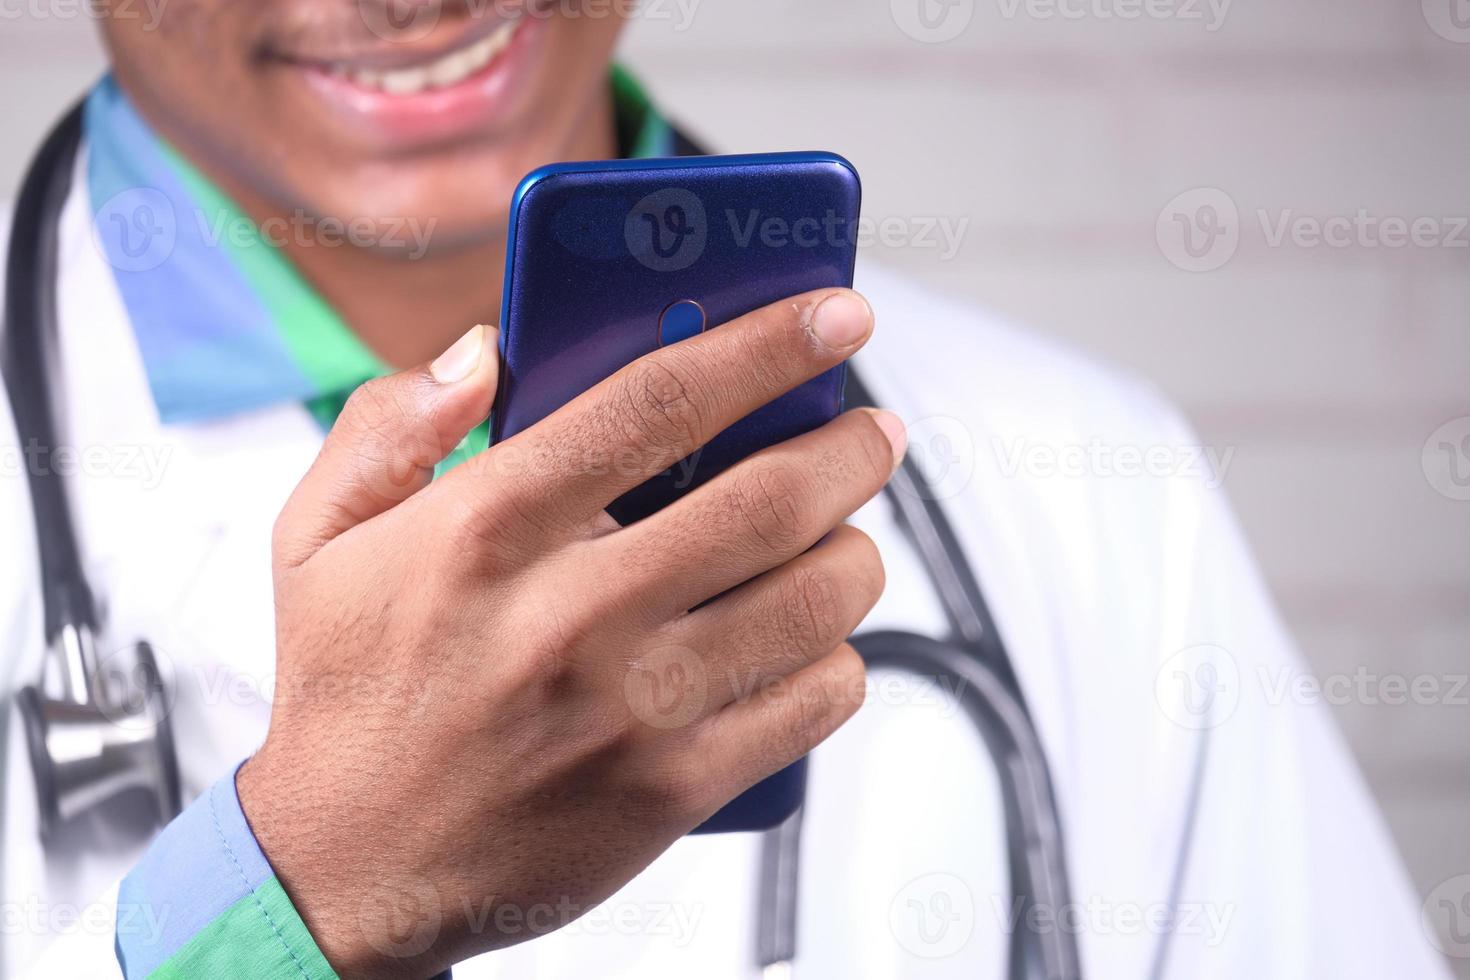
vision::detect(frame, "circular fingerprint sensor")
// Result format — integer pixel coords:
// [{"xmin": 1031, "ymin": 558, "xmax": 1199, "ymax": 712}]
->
[{"xmin": 658, "ymin": 299, "xmax": 706, "ymax": 347}]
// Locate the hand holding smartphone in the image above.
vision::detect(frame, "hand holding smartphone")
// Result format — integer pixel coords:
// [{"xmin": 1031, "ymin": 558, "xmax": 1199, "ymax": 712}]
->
[{"xmin": 495, "ymin": 152, "xmax": 866, "ymax": 831}]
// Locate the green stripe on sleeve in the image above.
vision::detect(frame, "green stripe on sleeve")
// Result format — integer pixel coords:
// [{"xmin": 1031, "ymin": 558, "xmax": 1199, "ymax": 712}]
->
[
  {"xmin": 148, "ymin": 877, "xmax": 337, "ymax": 980},
  {"xmin": 161, "ymin": 143, "xmax": 387, "ymax": 396}
]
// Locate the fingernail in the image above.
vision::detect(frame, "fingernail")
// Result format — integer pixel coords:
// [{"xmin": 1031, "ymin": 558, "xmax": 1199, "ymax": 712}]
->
[
  {"xmin": 809, "ymin": 291, "xmax": 873, "ymax": 351},
  {"xmin": 431, "ymin": 324, "xmax": 486, "ymax": 383},
  {"xmin": 868, "ymin": 409, "xmax": 908, "ymax": 466}
]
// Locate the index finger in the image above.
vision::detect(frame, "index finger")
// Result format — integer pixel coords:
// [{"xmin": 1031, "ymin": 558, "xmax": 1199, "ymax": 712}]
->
[{"xmin": 469, "ymin": 287, "xmax": 874, "ymax": 527}]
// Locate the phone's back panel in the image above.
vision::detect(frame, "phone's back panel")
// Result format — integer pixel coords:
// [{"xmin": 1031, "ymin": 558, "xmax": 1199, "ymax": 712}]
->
[{"xmin": 495, "ymin": 153, "xmax": 861, "ymax": 832}]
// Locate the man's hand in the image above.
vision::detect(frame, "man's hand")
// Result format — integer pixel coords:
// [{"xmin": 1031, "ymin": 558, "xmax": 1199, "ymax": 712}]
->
[{"xmin": 236, "ymin": 288, "xmax": 902, "ymax": 978}]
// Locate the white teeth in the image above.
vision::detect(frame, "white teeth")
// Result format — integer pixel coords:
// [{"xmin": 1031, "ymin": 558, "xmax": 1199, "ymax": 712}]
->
[
  {"xmin": 346, "ymin": 18, "xmax": 520, "ymax": 95},
  {"xmin": 374, "ymin": 66, "xmax": 431, "ymax": 95},
  {"xmin": 427, "ymin": 46, "xmax": 478, "ymax": 87}
]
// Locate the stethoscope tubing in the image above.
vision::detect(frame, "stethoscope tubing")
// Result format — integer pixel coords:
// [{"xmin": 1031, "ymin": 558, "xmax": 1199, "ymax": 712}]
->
[{"xmin": 3, "ymin": 101, "xmax": 94, "ymax": 647}]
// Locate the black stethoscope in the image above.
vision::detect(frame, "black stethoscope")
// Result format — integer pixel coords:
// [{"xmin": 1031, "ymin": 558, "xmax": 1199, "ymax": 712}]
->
[{"xmin": 3, "ymin": 102, "xmax": 1086, "ymax": 980}]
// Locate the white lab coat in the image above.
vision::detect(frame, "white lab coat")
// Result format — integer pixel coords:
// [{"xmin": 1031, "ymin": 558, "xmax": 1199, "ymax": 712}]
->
[{"xmin": 0, "ymin": 148, "xmax": 1448, "ymax": 979}]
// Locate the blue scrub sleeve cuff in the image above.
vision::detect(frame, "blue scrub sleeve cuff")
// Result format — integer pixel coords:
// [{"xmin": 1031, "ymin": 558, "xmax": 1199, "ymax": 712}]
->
[{"xmin": 113, "ymin": 762, "xmax": 338, "ymax": 979}]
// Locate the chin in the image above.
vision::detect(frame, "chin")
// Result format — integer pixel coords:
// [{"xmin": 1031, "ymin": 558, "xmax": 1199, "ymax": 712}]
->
[
  {"xmin": 300, "ymin": 151, "xmax": 542, "ymax": 256},
  {"xmin": 106, "ymin": 1, "xmax": 624, "ymax": 258}
]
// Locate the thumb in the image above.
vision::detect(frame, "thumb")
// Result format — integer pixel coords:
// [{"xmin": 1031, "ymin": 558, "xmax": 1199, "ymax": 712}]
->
[{"xmin": 273, "ymin": 324, "xmax": 499, "ymax": 570}]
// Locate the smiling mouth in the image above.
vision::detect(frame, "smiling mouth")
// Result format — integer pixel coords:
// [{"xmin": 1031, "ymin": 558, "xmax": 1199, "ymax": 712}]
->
[
  {"xmin": 284, "ymin": 7, "xmax": 549, "ymax": 145},
  {"xmin": 315, "ymin": 15, "xmax": 530, "ymax": 96}
]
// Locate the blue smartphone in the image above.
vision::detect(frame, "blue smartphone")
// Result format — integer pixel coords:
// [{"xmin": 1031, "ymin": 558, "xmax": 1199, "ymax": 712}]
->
[{"xmin": 493, "ymin": 151, "xmax": 862, "ymax": 832}]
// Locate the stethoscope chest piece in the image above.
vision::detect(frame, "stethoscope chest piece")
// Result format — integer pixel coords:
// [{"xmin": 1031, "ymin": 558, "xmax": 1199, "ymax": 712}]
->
[{"xmin": 16, "ymin": 627, "xmax": 181, "ymax": 839}]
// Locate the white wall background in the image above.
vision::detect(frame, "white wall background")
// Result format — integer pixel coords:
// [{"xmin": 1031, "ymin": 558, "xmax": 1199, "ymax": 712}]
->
[{"xmin": 3, "ymin": 0, "xmax": 1468, "ymax": 971}]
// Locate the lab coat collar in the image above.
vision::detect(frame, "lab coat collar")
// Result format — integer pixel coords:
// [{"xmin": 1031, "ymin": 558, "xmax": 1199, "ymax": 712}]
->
[{"xmin": 84, "ymin": 67, "xmax": 674, "ymax": 427}]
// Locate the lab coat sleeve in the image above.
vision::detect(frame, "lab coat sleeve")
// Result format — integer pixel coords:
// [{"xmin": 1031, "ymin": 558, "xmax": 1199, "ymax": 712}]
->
[
  {"xmin": 1152, "ymin": 407, "xmax": 1451, "ymax": 979},
  {"xmin": 109, "ymin": 765, "xmax": 339, "ymax": 979}
]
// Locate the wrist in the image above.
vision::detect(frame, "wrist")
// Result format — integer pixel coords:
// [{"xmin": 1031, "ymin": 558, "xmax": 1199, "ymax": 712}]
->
[{"xmin": 237, "ymin": 749, "xmax": 448, "ymax": 980}]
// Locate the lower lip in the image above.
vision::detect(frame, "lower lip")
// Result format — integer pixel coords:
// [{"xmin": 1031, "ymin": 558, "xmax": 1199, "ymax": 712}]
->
[{"xmin": 297, "ymin": 16, "xmax": 546, "ymax": 145}]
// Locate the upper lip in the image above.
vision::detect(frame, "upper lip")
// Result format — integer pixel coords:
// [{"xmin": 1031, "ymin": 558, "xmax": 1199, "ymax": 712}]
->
[{"xmin": 270, "ymin": 9, "xmax": 525, "ymax": 72}]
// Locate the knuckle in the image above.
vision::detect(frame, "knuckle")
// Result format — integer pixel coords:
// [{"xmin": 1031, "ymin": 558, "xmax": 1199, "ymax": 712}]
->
[
  {"xmin": 442, "ymin": 489, "xmax": 505, "ymax": 546},
  {"xmin": 337, "ymin": 378, "xmax": 438, "ymax": 464},
  {"xmin": 729, "ymin": 314, "xmax": 792, "ymax": 388},
  {"xmin": 339, "ymin": 375, "xmax": 400, "ymax": 426},
  {"xmin": 269, "ymin": 509, "xmax": 301, "ymax": 569},
  {"xmin": 618, "ymin": 354, "xmax": 708, "ymax": 450},
  {"xmin": 623, "ymin": 755, "xmax": 707, "ymax": 823},
  {"xmin": 515, "ymin": 594, "xmax": 592, "ymax": 698},
  {"xmin": 730, "ymin": 465, "xmax": 811, "ymax": 554},
  {"xmin": 658, "ymin": 756, "xmax": 711, "ymax": 815},
  {"xmin": 567, "ymin": 695, "xmax": 640, "ymax": 768},
  {"xmin": 270, "ymin": 487, "xmax": 332, "ymax": 572},
  {"xmin": 436, "ymin": 489, "xmax": 534, "ymax": 566},
  {"xmin": 779, "ymin": 564, "xmax": 845, "ymax": 651},
  {"xmin": 435, "ymin": 459, "xmax": 569, "ymax": 556},
  {"xmin": 776, "ymin": 673, "xmax": 841, "ymax": 754},
  {"xmin": 522, "ymin": 583, "xmax": 646, "ymax": 702}
]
